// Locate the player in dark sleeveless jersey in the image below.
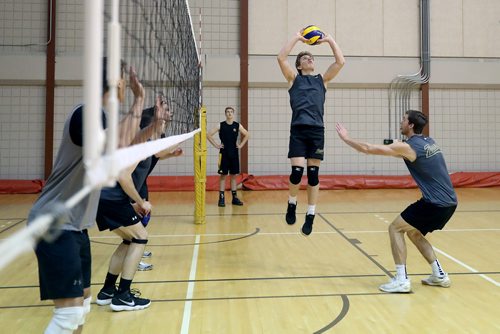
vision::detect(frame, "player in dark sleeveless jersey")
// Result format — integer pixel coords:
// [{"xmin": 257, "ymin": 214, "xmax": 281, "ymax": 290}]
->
[
  {"xmin": 277, "ymin": 28, "xmax": 345, "ymax": 236},
  {"xmin": 208, "ymin": 106, "xmax": 249, "ymax": 207},
  {"xmin": 95, "ymin": 96, "xmax": 171, "ymax": 311},
  {"xmin": 336, "ymin": 110, "xmax": 457, "ymax": 293},
  {"xmin": 28, "ymin": 60, "xmax": 146, "ymax": 333}
]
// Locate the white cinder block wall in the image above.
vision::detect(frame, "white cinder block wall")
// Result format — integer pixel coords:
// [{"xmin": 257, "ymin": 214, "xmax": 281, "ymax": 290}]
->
[{"xmin": 0, "ymin": 0, "xmax": 499, "ymax": 179}]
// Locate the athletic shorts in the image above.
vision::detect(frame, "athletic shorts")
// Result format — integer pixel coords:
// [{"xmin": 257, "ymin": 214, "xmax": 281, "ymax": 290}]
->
[
  {"xmin": 288, "ymin": 125, "xmax": 325, "ymax": 160},
  {"xmin": 401, "ymin": 199, "xmax": 457, "ymax": 235},
  {"xmin": 35, "ymin": 229, "xmax": 91, "ymax": 300},
  {"xmin": 96, "ymin": 198, "xmax": 141, "ymax": 231},
  {"xmin": 218, "ymin": 151, "xmax": 240, "ymax": 175}
]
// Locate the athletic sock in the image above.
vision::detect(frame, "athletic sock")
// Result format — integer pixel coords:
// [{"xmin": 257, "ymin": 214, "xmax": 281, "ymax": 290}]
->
[
  {"xmin": 307, "ymin": 205, "xmax": 316, "ymax": 216},
  {"xmin": 118, "ymin": 278, "xmax": 132, "ymax": 293},
  {"xmin": 288, "ymin": 196, "xmax": 297, "ymax": 205},
  {"xmin": 396, "ymin": 264, "xmax": 407, "ymax": 280},
  {"xmin": 103, "ymin": 273, "xmax": 119, "ymax": 290},
  {"xmin": 431, "ymin": 259, "xmax": 445, "ymax": 277}
]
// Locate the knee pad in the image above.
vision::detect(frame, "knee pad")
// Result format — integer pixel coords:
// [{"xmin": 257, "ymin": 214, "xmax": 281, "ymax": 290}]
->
[
  {"xmin": 289, "ymin": 166, "xmax": 304, "ymax": 185},
  {"xmin": 122, "ymin": 239, "xmax": 131, "ymax": 245},
  {"xmin": 78, "ymin": 296, "xmax": 92, "ymax": 326},
  {"xmin": 45, "ymin": 306, "xmax": 84, "ymax": 334},
  {"xmin": 131, "ymin": 238, "xmax": 148, "ymax": 245},
  {"xmin": 307, "ymin": 166, "xmax": 319, "ymax": 186}
]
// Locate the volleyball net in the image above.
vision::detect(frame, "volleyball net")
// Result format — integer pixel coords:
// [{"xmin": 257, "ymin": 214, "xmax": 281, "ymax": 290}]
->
[{"xmin": 0, "ymin": 0, "xmax": 205, "ymax": 270}]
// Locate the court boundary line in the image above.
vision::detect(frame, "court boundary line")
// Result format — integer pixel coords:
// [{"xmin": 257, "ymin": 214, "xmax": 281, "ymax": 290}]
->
[{"xmin": 180, "ymin": 234, "xmax": 200, "ymax": 334}]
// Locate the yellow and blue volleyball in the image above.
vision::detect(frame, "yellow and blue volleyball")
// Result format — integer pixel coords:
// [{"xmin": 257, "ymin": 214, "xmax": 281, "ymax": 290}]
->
[{"xmin": 302, "ymin": 25, "xmax": 324, "ymax": 45}]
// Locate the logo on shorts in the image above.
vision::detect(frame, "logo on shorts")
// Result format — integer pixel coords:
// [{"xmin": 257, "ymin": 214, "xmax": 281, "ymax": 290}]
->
[
  {"xmin": 73, "ymin": 279, "xmax": 82, "ymax": 286},
  {"xmin": 315, "ymin": 149, "xmax": 324, "ymax": 155}
]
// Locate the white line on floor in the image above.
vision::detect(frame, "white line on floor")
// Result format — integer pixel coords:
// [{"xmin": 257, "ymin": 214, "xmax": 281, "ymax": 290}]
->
[{"xmin": 180, "ymin": 234, "xmax": 200, "ymax": 334}]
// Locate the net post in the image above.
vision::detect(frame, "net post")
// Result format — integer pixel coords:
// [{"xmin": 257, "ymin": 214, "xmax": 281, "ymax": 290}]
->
[{"xmin": 194, "ymin": 106, "xmax": 207, "ymax": 224}]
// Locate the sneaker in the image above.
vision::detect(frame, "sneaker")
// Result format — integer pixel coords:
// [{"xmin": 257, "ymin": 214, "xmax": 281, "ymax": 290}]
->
[
  {"xmin": 110, "ymin": 290, "xmax": 151, "ymax": 312},
  {"xmin": 285, "ymin": 202, "xmax": 297, "ymax": 225},
  {"xmin": 218, "ymin": 198, "xmax": 225, "ymax": 207},
  {"xmin": 379, "ymin": 277, "xmax": 411, "ymax": 293},
  {"xmin": 421, "ymin": 273, "xmax": 451, "ymax": 288},
  {"xmin": 301, "ymin": 214, "xmax": 315, "ymax": 236},
  {"xmin": 232, "ymin": 197, "xmax": 243, "ymax": 206},
  {"xmin": 137, "ymin": 261, "xmax": 153, "ymax": 271},
  {"xmin": 96, "ymin": 287, "xmax": 117, "ymax": 306},
  {"xmin": 142, "ymin": 251, "xmax": 152, "ymax": 258}
]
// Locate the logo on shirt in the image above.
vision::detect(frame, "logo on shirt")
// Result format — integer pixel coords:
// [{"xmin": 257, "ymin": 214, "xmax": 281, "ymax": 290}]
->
[{"xmin": 424, "ymin": 143, "xmax": 441, "ymax": 158}]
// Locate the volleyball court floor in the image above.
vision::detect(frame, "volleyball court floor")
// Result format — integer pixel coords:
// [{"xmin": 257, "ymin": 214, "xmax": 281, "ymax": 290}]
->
[{"xmin": 0, "ymin": 187, "xmax": 499, "ymax": 333}]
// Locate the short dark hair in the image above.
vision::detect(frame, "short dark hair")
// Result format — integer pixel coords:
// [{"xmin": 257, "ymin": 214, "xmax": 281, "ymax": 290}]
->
[
  {"xmin": 140, "ymin": 107, "xmax": 155, "ymax": 129},
  {"xmin": 102, "ymin": 57, "xmax": 126, "ymax": 95},
  {"xmin": 406, "ymin": 109, "xmax": 427, "ymax": 134},
  {"xmin": 295, "ymin": 51, "xmax": 313, "ymax": 75},
  {"xmin": 224, "ymin": 106, "xmax": 234, "ymax": 113}
]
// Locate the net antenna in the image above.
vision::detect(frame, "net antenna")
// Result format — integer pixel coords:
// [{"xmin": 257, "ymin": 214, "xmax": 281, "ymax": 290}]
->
[{"xmin": 387, "ymin": 0, "xmax": 430, "ymax": 142}]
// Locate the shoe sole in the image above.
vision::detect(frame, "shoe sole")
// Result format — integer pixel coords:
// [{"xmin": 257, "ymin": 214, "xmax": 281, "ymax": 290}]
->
[
  {"xmin": 378, "ymin": 286, "xmax": 411, "ymax": 293},
  {"xmin": 96, "ymin": 299, "xmax": 112, "ymax": 306},
  {"xmin": 110, "ymin": 302, "xmax": 151, "ymax": 312},
  {"xmin": 421, "ymin": 280, "xmax": 451, "ymax": 288},
  {"xmin": 137, "ymin": 266, "xmax": 153, "ymax": 271}
]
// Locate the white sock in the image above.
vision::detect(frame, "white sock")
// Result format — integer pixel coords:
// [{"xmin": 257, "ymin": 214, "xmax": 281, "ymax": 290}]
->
[
  {"xmin": 431, "ymin": 259, "xmax": 445, "ymax": 277},
  {"xmin": 396, "ymin": 264, "xmax": 407, "ymax": 280},
  {"xmin": 288, "ymin": 196, "xmax": 297, "ymax": 205},
  {"xmin": 307, "ymin": 205, "xmax": 316, "ymax": 215}
]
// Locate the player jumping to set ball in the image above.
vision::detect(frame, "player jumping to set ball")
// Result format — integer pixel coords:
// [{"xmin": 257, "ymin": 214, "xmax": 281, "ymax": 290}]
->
[{"xmin": 277, "ymin": 27, "xmax": 345, "ymax": 235}]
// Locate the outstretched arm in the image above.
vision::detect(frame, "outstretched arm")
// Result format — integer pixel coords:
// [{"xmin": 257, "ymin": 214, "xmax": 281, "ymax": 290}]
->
[
  {"xmin": 117, "ymin": 66, "xmax": 145, "ymax": 148},
  {"xmin": 277, "ymin": 31, "xmax": 306, "ymax": 84},
  {"xmin": 335, "ymin": 123, "xmax": 416, "ymax": 161},
  {"xmin": 319, "ymin": 34, "xmax": 345, "ymax": 84},
  {"xmin": 237, "ymin": 124, "xmax": 249, "ymax": 149}
]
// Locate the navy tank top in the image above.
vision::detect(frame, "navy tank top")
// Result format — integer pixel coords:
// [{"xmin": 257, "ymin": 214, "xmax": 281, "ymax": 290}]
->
[
  {"xmin": 404, "ymin": 135, "xmax": 457, "ymax": 206},
  {"xmin": 288, "ymin": 74, "xmax": 326, "ymax": 127}
]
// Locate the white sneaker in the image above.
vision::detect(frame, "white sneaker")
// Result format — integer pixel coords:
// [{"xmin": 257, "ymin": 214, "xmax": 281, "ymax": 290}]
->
[
  {"xmin": 379, "ymin": 277, "xmax": 411, "ymax": 293},
  {"xmin": 137, "ymin": 261, "xmax": 153, "ymax": 271},
  {"xmin": 421, "ymin": 273, "xmax": 451, "ymax": 288},
  {"xmin": 142, "ymin": 251, "xmax": 152, "ymax": 258}
]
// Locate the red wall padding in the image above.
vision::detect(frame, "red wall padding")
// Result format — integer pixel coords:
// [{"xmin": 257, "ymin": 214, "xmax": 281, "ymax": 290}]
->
[{"xmin": 2, "ymin": 172, "xmax": 499, "ymax": 194}]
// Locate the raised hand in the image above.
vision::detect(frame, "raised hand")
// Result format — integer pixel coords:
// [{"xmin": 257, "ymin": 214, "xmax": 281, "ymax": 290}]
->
[{"xmin": 128, "ymin": 66, "xmax": 145, "ymax": 100}]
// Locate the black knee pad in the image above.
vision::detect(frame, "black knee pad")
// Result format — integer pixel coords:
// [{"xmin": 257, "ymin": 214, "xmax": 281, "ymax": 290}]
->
[
  {"xmin": 289, "ymin": 166, "xmax": 304, "ymax": 185},
  {"xmin": 307, "ymin": 166, "xmax": 319, "ymax": 186},
  {"xmin": 131, "ymin": 238, "xmax": 148, "ymax": 245},
  {"xmin": 122, "ymin": 240, "xmax": 131, "ymax": 245}
]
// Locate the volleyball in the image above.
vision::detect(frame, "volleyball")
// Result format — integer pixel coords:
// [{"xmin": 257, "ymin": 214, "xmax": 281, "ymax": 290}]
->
[{"xmin": 302, "ymin": 25, "xmax": 324, "ymax": 45}]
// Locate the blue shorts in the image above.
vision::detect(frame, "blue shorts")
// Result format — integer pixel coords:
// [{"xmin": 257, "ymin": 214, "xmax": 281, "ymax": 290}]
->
[{"xmin": 35, "ymin": 229, "xmax": 91, "ymax": 300}]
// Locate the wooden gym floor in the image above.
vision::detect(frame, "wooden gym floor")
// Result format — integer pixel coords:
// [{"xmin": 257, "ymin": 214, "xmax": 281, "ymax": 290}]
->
[{"xmin": 0, "ymin": 187, "xmax": 499, "ymax": 333}]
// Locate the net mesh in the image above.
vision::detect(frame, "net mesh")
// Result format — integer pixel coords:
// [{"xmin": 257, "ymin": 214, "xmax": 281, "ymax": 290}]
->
[{"xmin": 105, "ymin": 0, "xmax": 200, "ymax": 136}]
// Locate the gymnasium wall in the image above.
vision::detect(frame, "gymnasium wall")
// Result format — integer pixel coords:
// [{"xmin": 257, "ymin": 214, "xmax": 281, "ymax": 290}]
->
[{"xmin": 0, "ymin": 0, "xmax": 499, "ymax": 182}]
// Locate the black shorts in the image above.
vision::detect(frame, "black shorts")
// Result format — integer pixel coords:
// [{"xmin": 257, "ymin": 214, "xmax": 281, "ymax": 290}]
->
[
  {"xmin": 401, "ymin": 199, "xmax": 457, "ymax": 235},
  {"xmin": 35, "ymin": 229, "xmax": 91, "ymax": 300},
  {"xmin": 96, "ymin": 198, "xmax": 141, "ymax": 231},
  {"xmin": 288, "ymin": 125, "xmax": 325, "ymax": 160},
  {"xmin": 218, "ymin": 151, "xmax": 240, "ymax": 175}
]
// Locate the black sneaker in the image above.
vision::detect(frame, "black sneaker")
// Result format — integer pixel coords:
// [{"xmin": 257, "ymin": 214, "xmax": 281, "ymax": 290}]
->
[
  {"xmin": 301, "ymin": 214, "xmax": 315, "ymax": 236},
  {"xmin": 286, "ymin": 202, "xmax": 297, "ymax": 225},
  {"xmin": 110, "ymin": 290, "xmax": 151, "ymax": 312},
  {"xmin": 96, "ymin": 286, "xmax": 117, "ymax": 306},
  {"xmin": 218, "ymin": 198, "xmax": 225, "ymax": 207},
  {"xmin": 232, "ymin": 197, "xmax": 243, "ymax": 206}
]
